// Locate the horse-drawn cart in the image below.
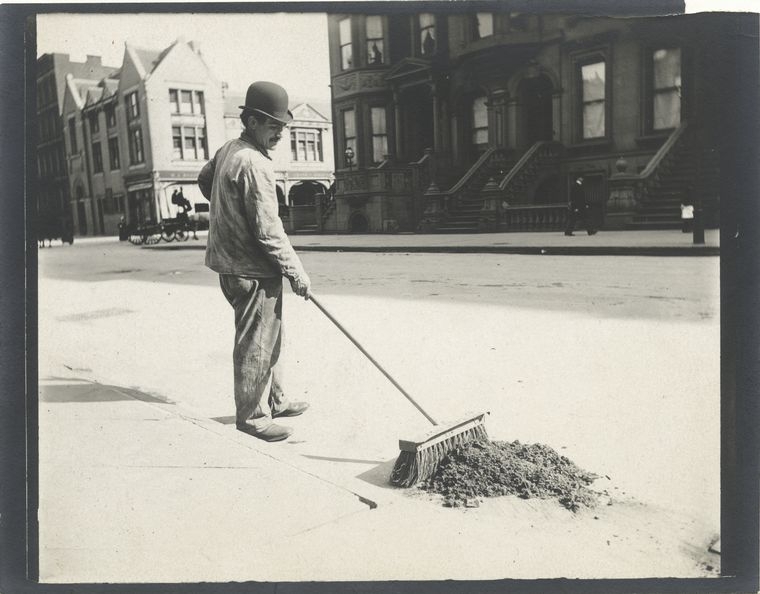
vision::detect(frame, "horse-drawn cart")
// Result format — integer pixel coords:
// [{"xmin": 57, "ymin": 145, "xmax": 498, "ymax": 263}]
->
[{"xmin": 126, "ymin": 216, "xmax": 198, "ymax": 245}]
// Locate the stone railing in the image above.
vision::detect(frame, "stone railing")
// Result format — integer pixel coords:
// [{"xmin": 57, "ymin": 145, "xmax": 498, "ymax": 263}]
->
[
  {"xmin": 502, "ymin": 203, "xmax": 568, "ymax": 231},
  {"xmin": 499, "ymin": 141, "xmax": 564, "ymax": 202},
  {"xmin": 418, "ymin": 147, "xmax": 509, "ymax": 231},
  {"xmin": 606, "ymin": 121, "xmax": 693, "ymax": 228},
  {"xmin": 475, "ymin": 141, "xmax": 564, "ymax": 231}
]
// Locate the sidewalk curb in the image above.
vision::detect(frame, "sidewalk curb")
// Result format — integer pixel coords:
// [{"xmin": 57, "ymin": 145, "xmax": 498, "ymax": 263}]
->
[{"xmin": 142, "ymin": 243, "xmax": 720, "ymax": 257}]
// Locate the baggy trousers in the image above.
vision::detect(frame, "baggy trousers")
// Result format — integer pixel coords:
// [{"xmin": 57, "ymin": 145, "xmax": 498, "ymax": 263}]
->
[{"xmin": 219, "ymin": 274, "xmax": 287, "ymax": 430}]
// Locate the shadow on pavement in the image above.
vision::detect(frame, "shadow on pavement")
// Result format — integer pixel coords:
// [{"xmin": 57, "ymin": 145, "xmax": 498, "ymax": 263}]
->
[
  {"xmin": 39, "ymin": 377, "xmax": 172, "ymax": 405},
  {"xmin": 211, "ymin": 415, "xmax": 236, "ymax": 425},
  {"xmin": 301, "ymin": 454, "xmax": 386, "ymax": 465},
  {"xmin": 356, "ymin": 459, "xmax": 400, "ymax": 490}
]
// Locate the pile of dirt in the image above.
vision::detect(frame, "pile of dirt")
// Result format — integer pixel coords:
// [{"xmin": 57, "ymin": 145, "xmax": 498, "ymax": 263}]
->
[{"xmin": 422, "ymin": 439, "xmax": 600, "ymax": 511}]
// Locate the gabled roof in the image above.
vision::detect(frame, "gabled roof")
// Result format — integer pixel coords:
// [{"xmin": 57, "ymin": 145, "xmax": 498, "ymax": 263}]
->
[
  {"xmin": 84, "ymin": 87, "xmax": 105, "ymax": 106},
  {"xmin": 100, "ymin": 78, "xmax": 119, "ymax": 97},
  {"xmin": 385, "ymin": 57, "xmax": 433, "ymax": 82},
  {"xmin": 291, "ymin": 102, "xmax": 329, "ymax": 123},
  {"xmin": 66, "ymin": 75, "xmax": 103, "ymax": 110},
  {"xmin": 126, "ymin": 41, "xmax": 176, "ymax": 78}
]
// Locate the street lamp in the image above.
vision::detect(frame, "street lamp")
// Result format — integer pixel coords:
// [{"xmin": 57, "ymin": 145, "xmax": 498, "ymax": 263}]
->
[{"xmin": 344, "ymin": 146, "xmax": 355, "ymax": 172}]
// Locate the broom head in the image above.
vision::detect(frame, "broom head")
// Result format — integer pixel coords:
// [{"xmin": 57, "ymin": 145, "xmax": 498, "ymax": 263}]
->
[{"xmin": 389, "ymin": 412, "xmax": 489, "ymax": 487}]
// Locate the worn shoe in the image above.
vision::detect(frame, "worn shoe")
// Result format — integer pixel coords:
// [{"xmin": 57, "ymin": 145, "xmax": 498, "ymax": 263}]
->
[
  {"xmin": 272, "ymin": 401, "xmax": 310, "ymax": 418},
  {"xmin": 237, "ymin": 422, "xmax": 293, "ymax": 442}
]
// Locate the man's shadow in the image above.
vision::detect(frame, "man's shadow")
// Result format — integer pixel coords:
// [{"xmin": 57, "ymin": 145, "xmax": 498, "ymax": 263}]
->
[{"xmin": 210, "ymin": 415, "xmax": 400, "ymax": 489}]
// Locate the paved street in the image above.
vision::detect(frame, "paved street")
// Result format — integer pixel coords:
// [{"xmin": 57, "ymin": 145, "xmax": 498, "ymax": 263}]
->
[{"xmin": 36, "ymin": 234, "xmax": 721, "ymax": 582}]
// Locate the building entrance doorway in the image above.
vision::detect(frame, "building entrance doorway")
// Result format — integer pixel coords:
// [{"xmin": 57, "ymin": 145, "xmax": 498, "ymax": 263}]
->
[
  {"xmin": 518, "ymin": 75, "xmax": 553, "ymax": 148},
  {"xmin": 401, "ymin": 85, "xmax": 434, "ymax": 161},
  {"xmin": 76, "ymin": 201, "xmax": 87, "ymax": 236}
]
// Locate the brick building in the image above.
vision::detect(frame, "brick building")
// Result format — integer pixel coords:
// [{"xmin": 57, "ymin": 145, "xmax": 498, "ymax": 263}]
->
[
  {"xmin": 325, "ymin": 11, "xmax": 749, "ymax": 233},
  {"xmin": 36, "ymin": 53, "xmax": 118, "ymax": 240},
  {"xmin": 61, "ymin": 38, "xmax": 226, "ymax": 236},
  {"xmin": 56, "ymin": 38, "xmax": 335, "ymax": 237}
]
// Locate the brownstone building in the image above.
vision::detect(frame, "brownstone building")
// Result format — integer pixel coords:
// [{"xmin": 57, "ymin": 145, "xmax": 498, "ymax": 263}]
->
[{"xmin": 325, "ymin": 10, "xmax": 749, "ymax": 233}]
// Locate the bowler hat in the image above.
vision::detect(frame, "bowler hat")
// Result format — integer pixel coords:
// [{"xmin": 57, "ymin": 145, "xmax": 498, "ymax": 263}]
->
[{"xmin": 239, "ymin": 81, "xmax": 293, "ymax": 125}]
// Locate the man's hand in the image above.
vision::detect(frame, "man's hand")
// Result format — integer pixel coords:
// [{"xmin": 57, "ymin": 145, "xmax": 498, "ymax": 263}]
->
[{"xmin": 289, "ymin": 272, "xmax": 311, "ymax": 300}]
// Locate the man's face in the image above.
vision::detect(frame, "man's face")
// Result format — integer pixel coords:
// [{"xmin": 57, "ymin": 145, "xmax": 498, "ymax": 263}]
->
[{"xmin": 251, "ymin": 117, "xmax": 287, "ymax": 151}]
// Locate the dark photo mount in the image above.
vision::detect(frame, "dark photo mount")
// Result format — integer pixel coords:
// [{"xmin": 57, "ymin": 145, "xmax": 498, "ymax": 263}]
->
[{"xmin": 1, "ymin": 2, "xmax": 758, "ymax": 594}]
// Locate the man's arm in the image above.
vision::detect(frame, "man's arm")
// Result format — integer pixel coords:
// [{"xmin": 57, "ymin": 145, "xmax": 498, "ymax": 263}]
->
[
  {"xmin": 198, "ymin": 155, "xmax": 216, "ymax": 200},
  {"xmin": 239, "ymin": 160, "xmax": 310, "ymax": 295}
]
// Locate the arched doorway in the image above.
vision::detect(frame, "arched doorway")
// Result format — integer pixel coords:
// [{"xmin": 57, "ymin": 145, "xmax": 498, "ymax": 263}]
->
[
  {"xmin": 348, "ymin": 212, "xmax": 369, "ymax": 233},
  {"xmin": 518, "ymin": 74, "xmax": 553, "ymax": 148},
  {"xmin": 288, "ymin": 180, "xmax": 327, "ymax": 206}
]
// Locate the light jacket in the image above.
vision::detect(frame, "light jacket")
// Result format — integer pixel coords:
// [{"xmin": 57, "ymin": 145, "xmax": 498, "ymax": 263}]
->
[{"xmin": 198, "ymin": 132, "xmax": 307, "ymax": 281}]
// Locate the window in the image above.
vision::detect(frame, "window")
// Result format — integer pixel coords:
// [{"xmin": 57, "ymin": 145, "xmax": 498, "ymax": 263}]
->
[
  {"xmin": 169, "ymin": 89, "xmax": 180, "ymax": 114},
  {"xmin": 172, "ymin": 126, "xmax": 208, "ymax": 160},
  {"xmin": 474, "ymin": 13, "xmax": 494, "ymax": 38},
  {"xmin": 184, "ymin": 128, "xmax": 197, "ymax": 158},
  {"xmin": 125, "ymin": 91, "xmax": 139, "ymax": 121},
  {"xmin": 105, "ymin": 104, "xmax": 116, "ymax": 128},
  {"xmin": 88, "ymin": 111, "xmax": 99, "ymax": 134},
  {"xmin": 170, "ymin": 89, "xmax": 205, "ymax": 115},
  {"xmin": 653, "ymin": 48, "xmax": 681, "ymax": 130},
  {"xmin": 193, "ymin": 91, "xmax": 205, "ymax": 115},
  {"xmin": 172, "ymin": 126, "xmax": 183, "ymax": 159},
  {"xmin": 366, "ymin": 16, "xmax": 384, "ymax": 65},
  {"xmin": 343, "ymin": 109, "xmax": 357, "ymax": 167},
  {"xmin": 180, "ymin": 91, "xmax": 193, "ymax": 114},
  {"xmin": 92, "ymin": 141, "xmax": 103, "ymax": 173},
  {"xmin": 290, "ymin": 129, "xmax": 324, "ymax": 162},
  {"xmin": 472, "ymin": 96, "xmax": 489, "ymax": 145},
  {"xmin": 128, "ymin": 127, "xmax": 144, "ymax": 164},
  {"xmin": 419, "ymin": 13, "xmax": 436, "ymax": 56},
  {"xmin": 370, "ymin": 107, "xmax": 388, "ymax": 163},
  {"xmin": 108, "ymin": 137, "xmax": 120, "ymax": 170},
  {"xmin": 580, "ymin": 61, "xmax": 606, "ymax": 139},
  {"xmin": 339, "ymin": 18, "xmax": 353, "ymax": 70}
]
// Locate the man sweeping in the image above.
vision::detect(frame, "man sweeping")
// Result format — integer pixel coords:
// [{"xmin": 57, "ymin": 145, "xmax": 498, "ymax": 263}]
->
[{"xmin": 198, "ymin": 81, "xmax": 311, "ymax": 442}]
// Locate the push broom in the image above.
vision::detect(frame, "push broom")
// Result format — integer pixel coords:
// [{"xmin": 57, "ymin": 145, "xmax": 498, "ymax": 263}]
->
[{"xmin": 309, "ymin": 294, "xmax": 489, "ymax": 487}]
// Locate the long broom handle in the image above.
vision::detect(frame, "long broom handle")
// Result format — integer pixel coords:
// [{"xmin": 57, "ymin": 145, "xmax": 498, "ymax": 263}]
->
[{"xmin": 309, "ymin": 294, "xmax": 439, "ymax": 426}]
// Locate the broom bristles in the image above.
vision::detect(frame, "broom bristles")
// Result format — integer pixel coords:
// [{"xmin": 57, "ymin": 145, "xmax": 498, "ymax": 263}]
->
[{"xmin": 390, "ymin": 423, "xmax": 489, "ymax": 487}]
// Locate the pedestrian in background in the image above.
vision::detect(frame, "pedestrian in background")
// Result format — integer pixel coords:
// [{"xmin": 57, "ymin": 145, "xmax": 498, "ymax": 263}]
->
[
  {"xmin": 564, "ymin": 176, "xmax": 597, "ymax": 236},
  {"xmin": 681, "ymin": 201, "xmax": 694, "ymax": 233},
  {"xmin": 198, "ymin": 81, "xmax": 311, "ymax": 442}
]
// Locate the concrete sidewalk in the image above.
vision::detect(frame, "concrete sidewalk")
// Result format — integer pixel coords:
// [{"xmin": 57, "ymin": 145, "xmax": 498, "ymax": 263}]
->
[{"xmin": 37, "ymin": 268, "xmax": 722, "ymax": 582}]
